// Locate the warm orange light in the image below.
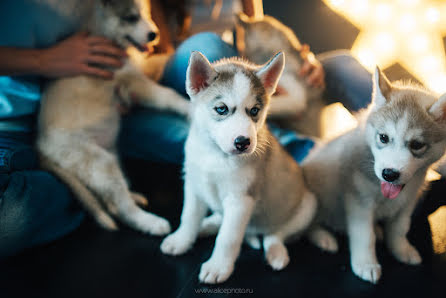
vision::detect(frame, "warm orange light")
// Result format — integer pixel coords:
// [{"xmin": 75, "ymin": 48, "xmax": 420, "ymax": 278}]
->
[{"xmin": 324, "ymin": 0, "xmax": 446, "ymax": 94}]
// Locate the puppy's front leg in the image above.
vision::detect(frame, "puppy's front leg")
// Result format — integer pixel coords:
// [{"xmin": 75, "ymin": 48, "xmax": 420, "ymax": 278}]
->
[
  {"xmin": 345, "ymin": 194, "xmax": 381, "ymax": 284},
  {"xmin": 161, "ymin": 182, "xmax": 207, "ymax": 256},
  {"xmin": 385, "ymin": 190, "xmax": 422, "ymax": 265},
  {"xmin": 117, "ymin": 72, "xmax": 190, "ymax": 116},
  {"xmin": 199, "ymin": 195, "xmax": 255, "ymax": 284}
]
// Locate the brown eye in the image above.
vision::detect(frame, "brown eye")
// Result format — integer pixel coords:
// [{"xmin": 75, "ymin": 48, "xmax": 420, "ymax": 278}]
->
[
  {"xmin": 409, "ymin": 140, "xmax": 426, "ymax": 151},
  {"xmin": 121, "ymin": 14, "xmax": 139, "ymax": 23}
]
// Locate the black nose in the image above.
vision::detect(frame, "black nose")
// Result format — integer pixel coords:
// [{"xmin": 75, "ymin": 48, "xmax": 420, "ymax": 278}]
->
[
  {"xmin": 234, "ymin": 136, "xmax": 250, "ymax": 152},
  {"xmin": 147, "ymin": 31, "xmax": 158, "ymax": 42},
  {"xmin": 382, "ymin": 168, "xmax": 400, "ymax": 182}
]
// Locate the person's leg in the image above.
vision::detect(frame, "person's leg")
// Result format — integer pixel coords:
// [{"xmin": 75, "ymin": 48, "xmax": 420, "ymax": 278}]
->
[
  {"xmin": 318, "ymin": 50, "xmax": 373, "ymax": 112},
  {"xmin": 118, "ymin": 108, "xmax": 189, "ymax": 164},
  {"xmin": 160, "ymin": 32, "xmax": 238, "ymax": 96},
  {"xmin": 120, "ymin": 32, "xmax": 237, "ymax": 163},
  {"xmin": 0, "ymin": 170, "xmax": 84, "ymax": 258},
  {"xmin": 269, "ymin": 124, "xmax": 316, "ymax": 164},
  {"xmin": 0, "ymin": 133, "xmax": 84, "ymax": 258}
]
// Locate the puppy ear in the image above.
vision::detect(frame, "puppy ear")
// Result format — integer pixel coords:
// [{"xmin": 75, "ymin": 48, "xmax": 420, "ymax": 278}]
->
[
  {"xmin": 373, "ymin": 66, "xmax": 392, "ymax": 108},
  {"xmin": 186, "ymin": 51, "xmax": 217, "ymax": 97},
  {"xmin": 256, "ymin": 52, "xmax": 285, "ymax": 96},
  {"xmin": 429, "ymin": 93, "xmax": 446, "ymax": 122}
]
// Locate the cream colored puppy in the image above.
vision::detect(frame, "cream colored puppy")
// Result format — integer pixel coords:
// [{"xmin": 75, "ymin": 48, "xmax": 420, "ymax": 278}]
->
[{"xmin": 37, "ymin": 0, "xmax": 189, "ymax": 234}]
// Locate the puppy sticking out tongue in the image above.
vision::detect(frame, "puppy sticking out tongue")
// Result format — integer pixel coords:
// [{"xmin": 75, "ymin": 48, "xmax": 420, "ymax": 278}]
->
[{"xmin": 380, "ymin": 182, "xmax": 403, "ymax": 199}]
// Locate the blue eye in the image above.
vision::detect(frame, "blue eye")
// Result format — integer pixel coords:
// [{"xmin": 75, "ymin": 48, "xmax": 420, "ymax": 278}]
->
[
  {"xmin": 250, "ymin": 107, "xmax": 260, "ymax": 116},
  {"xmin": 215, "ymin": 105, "xmax": 229, "ymax": 115},
  {"xmin": 379, "ymin": 134, "xmax": 389, "ymax": 144}
]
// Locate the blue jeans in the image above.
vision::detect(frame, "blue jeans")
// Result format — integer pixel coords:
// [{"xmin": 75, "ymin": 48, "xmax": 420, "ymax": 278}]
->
[
  {"xmin": 0, "ymin": 132, "xmax": 84, "ymax": 258},
  {"xmin": 119, "ymin": 32, "xmax": 372, "ymax": 165}
]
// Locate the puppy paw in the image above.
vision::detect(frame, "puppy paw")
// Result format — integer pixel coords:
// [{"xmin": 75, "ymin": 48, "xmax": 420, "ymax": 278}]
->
[
  {"xmin": 266, "ymin": 243, "xmax": 290, "ymax": 271},
  {"xmin": 96, "ymin": 213, "xmax": 119, "ymax": 231},
  {"xmin": 160, "ymin": 232, "xmax": 193, "ymax": 256},
  {"xmin": 245, "ymin": 235, "xmax": 261, "ymax": 250},
  {"xmin": 145, "ymin": 217, "xmax": 171, "ymax": 236},
  {"xmin": 351, "ymin": 261, "xmax": 382, "ymax": 284},
  {"xmin": 391, "ymin": 240, "xmax": 422, "ymax": 265},
  {"xmin": 198, "ymin": 213, "xmax": 222, "ymax": 238},
  {"xmin": 131, "ymin": 192, "xmax": 149, "ymax": 207},
  {"xmin": 308, "ymin": 228, "xmax": 339, "ymax": 253},
  {"xmin": 199, "ymin": 257, "xmax": 234, "ymax": 284}
]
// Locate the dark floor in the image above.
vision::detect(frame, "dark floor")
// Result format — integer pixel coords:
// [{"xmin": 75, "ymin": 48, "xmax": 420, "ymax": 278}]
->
[
  {"xmin": 1, "ymin": 160, "xmax": 446, "ymax": 298},
  {"xmin": 1, "ymin": 1, "xmax": 446, "ymax": 297}
]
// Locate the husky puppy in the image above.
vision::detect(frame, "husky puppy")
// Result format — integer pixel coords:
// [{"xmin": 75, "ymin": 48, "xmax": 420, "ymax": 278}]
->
[
  {"xmin": 37, "ymin": 0, "xmax": 190, "ymax": 234},
  {"xmin": 236, "ymin": 14, "xmax": 325, "ymax": 137},
  {"xmin": 160, "ymin": 51, "xmax": 317, "ymax": 284},
  {"xmin": 303, "ymin": 67, "xmax": 446, "ymax": 283}
]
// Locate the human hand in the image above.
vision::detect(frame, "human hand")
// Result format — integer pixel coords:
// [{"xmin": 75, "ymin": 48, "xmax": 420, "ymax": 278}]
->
[
  {"xmin": 299, "ymin": 44, "xmax": 325, "ymax": 89},
  {"xmin": 40, "ymin": 31, "xmax": 127, "ymax": 79}
]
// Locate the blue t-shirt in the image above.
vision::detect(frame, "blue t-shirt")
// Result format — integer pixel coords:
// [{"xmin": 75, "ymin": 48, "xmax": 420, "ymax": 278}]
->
[{"xmin": 0, "ymin": 0, "xmax": 89, "ymax": 131}]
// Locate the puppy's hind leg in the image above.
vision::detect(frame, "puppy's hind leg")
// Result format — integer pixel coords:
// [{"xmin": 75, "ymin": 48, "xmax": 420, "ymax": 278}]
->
[
  {"xmin": 131, "ymin": 192, "xmax": 149, "ymax": 207},
  {"xmin": 198, "ymin": 212, "xmax": 261, "ymax": 250},
  {"xmin": 263, "ymin": 235, "xmax": 290, "ymax": 271},
  {"xmin": 307, "ymin": 225, "xmax": 339, "ymax": 253},
  {"xmin": 40, "ymin": 155, "xmax": 118, "ymax": 231},
  {"xmin": 198, "ymin": 212, "xmax": 222, "ymax": 237},
  {"xmin": 47, "ymin": 135, "xmax": 171, "ymax": 235},
  {"xmin": 264, "ymin": 190, "xmax": 317, "ymax": 270}
]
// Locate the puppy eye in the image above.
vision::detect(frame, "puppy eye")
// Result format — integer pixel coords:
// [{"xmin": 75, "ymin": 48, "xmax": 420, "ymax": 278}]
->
[
  {"xmin": 250, "ymin": 107, "xmax": 260, "ymax": 117},
  {"xmin": 121, "ymin": 14, "xmax": 140, "ymax": 23},
  {"xmin": 215, "ymin": 104, "xmax": 229, "ymax": 115},
  {"xmin": 409, "ymin": 140, "xmax": 426, "ymax": 151},
  {"xmin": 379, "ymin": 134, "xmax": 389, "ymax": 144}
]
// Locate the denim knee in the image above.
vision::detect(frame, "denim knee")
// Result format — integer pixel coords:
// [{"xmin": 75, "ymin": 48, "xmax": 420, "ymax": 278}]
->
[
  {"xmin": 318, "ymin": 50, "xmax": 373, "ymax": 112},
  {"xmin": 161, "ymin": 32, "xmax": 238, "ymax": 95},
  {"xmin": 0, "ymin": 171, "xmax": 84, "ymax": 257}
]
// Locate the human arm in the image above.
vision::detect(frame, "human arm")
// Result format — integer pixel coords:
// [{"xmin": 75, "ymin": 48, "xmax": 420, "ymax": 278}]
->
[
  {"xmin": 299, "ymin": 44, "xmax": 325, "ymax": 88},
  {"xmin": 0, "ymin": 32, "xmax": 127, "ymax": 79},
  {"xmin": 241, "ymin": 0, "xmax": 264, "ymax": 18},
  {"xmin": 150, "ymin": 0, "xmax": 175, "ymax": 54}
]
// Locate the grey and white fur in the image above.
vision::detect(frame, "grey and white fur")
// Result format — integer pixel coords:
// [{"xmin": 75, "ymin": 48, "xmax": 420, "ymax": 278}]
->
[
  {"xmin": 236, "ymin": 13, "xmax": 325, "ymax": 137},
  {"xmin": 303, "ymin": 67, "xmax": 446, "ymax": 283},
  {"xmin": 37, "ymin": 0, "xmax": 190, "ymax": 234},
  {"xmin": 160, "ymin": 51, "xmax": 317, "ymax": 284}
]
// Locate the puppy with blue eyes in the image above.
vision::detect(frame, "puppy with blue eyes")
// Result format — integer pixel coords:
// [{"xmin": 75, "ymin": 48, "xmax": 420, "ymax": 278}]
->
[
  {"xmin": 303, "ymin": 67, "xmax": 446, "ymax": 284},
  {"xmin": 160, "ymin": 51, "xmax": 317, "ymax": 284}
]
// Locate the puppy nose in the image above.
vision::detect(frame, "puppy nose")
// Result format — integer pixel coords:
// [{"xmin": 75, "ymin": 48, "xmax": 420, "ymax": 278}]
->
[
  {"xmin": 382, "ymin": 168, "xmax": 400, "ymax": 182},
  {"xmin": 147, "ymin": 31, "xmax": 158, "ymax": 42},
  {"xmin": 234, "ymin": 136, "xmax": 250, "ymax": 152}
]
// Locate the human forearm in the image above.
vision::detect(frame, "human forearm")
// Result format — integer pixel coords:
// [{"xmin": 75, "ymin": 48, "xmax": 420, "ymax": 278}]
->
[
  {"xmin": 0, "ymin": 32, "xmax": 127, "ymax": 79},
  {"xmin": 241, "ymin": 0, "xmax": 264, "ymax": 19},
  {"xmin": 151, "ymin": 0, "xmax": 174, "ymax": 53},
  {"xmin": 0, "ymin": 47, "xmax": 48, "ymax": 76}
]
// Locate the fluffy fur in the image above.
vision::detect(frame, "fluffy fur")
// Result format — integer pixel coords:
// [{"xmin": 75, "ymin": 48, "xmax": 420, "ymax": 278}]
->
[
  {"xmin": 236, "ymin": 13, "xmax": 325, "ymax": 137},
  {"xmin": 160, "ymin": 51, "xmax": 317, "ymax": 284},
  {"xmin": 302, "ymin": 67, "xmax": 446, "ymax": 283},
  {"xmin": 37, "ymin": 0, "xmax": 189, "ymax": 234}
]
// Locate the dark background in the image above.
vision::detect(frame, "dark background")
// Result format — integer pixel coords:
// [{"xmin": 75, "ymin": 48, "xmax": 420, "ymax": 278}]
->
[{"xmin": 1, "ymin": 1, "xmax": 446, "ymax": 297}]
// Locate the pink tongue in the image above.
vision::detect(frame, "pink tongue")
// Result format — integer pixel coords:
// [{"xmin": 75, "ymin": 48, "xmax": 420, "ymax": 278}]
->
[{"xmin": 380, "ymin": 182, "xmax": 403, "ymax": 199}]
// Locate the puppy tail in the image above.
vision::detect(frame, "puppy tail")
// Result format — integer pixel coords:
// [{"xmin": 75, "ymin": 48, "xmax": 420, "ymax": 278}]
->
[{"xmin": 39, "ymin": 155, "xmax": 119, "ymax": 231}]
